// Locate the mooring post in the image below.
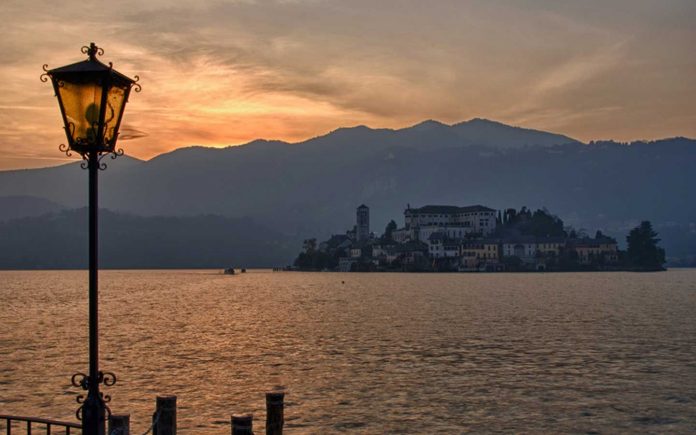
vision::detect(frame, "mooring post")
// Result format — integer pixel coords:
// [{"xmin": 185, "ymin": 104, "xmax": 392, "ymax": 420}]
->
[
  {"xmin": 266, "ymin": 390, "xmax": 285, "ymax": 435},
  {"xmin": 231, "ymin": 413, "xmax": 253, "ymax": 435},
  {"xmin": 153, "ymin": 395, "xmax": 177, "ymax": 435},
  {"xmin": 108, "ymin": 414, "xmax": 130, "ymax": 435}
]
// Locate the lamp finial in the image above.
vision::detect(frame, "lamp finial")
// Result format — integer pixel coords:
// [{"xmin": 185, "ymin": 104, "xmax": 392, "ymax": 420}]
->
[{"xmin": 82, "ymin": 42, "xmax": 104, "ymax": 60}]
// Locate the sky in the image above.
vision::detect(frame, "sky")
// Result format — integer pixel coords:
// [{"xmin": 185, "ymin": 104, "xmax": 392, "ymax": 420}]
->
[{"xmin": 0, "ymin": 0, "xmax": 695, "ymax": 170}]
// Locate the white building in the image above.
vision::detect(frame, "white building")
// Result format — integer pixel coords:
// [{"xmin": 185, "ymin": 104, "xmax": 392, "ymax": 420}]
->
[
  {"xmin": 404, "ymin": 204, "xmax": 497, "ymax": 237},
  {"xmin": 501, "ymin": 238, "xmax": 538, "ymax": 263},
  {"xmin": 427, "ymin": 232, "xmax": 461, "ymax": 258}
]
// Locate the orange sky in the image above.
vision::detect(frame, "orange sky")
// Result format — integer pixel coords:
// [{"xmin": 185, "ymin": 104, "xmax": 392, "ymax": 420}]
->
[{"xmin": 1, "ymin": 0, "xmax": 695, "ymax": 170}]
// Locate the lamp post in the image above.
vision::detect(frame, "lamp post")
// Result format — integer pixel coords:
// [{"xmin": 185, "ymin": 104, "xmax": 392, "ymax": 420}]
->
[{"xmin": 42, "ymin": 43, "xmax": 140, "ymax": 435}]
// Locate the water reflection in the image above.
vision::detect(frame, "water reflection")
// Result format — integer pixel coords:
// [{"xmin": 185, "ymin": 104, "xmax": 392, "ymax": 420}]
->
[{"xmin": 0, "ymin": 270, "xmax": 694, "ymax": 433}]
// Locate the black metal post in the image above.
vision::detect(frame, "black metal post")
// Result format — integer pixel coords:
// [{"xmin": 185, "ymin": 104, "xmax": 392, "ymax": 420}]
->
[{"xmin": 82, "ymin": 151, "xmax": 105, "ymax": 435}]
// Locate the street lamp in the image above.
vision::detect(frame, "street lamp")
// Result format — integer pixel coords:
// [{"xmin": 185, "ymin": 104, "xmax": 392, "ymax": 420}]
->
[{"xmin": 41, "ymin": 43, "xmax": 140, "ymax": 435}]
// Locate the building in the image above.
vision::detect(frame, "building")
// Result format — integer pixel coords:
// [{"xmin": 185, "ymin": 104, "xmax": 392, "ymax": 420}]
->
[
  {"xmin": 460, "ymin": 240, "xmax": 499, "ymax": 270},
  {"xmin": 501, "ymin": 237, "xmax": 538, "ymax": 263},
  {"xmin": 356, "ymin": 204, "xmax": 370, "ymax": 242},
  {"xmin": 404, "ymin": 204, "xmax": 497, "ymax": 236},
  {"xmin": 428, "ymin": 232, "xmax": 460, "ymax": 258},
  {"xmin": 296, "ymin": 202, "xmax": 623, "ymax": 272},
  {"xmin": 406, "ymin": 204, "xmax": 497, "ymax": 231},
  {"xmin": 536, "ymin": 237, "xmax": 566, "ymax": 258},
  {"xmin": 338, "ymin": 257, "xmax": 358, "ymax": 272},
  {"xmin": 572, "ymin": 237, "xmax": 619, "ymax": 265},
  {"xmin": 318, "ymin": 234, "xmax": 351, "ymax": 254},
  {"xmin": 394, "ymin": 241, "xmax": 429, "ymax": 267}
]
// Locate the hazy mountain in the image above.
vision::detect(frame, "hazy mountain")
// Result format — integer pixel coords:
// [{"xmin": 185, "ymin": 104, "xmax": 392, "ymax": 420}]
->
[
  {"xmin": 0, "ymin": 195, "xmax": 65, "ymax": 221},
  {"xmin": 0, "ymin": 119, "xmax": 694, "ymax": 267},
  {"xmin": 450, "ymin": 118, "xmax": 580, "ymax": 148},
  {"xmin": 0, "ymin": 118, "xmax": 580, "ymax": 214},
  {"xmin": 0, "ymin": 154, "xmax": 143, "ymax": 209},
  {"xmin": 0, "ymin": 209, "xmax": 297, "ymax": 269}
]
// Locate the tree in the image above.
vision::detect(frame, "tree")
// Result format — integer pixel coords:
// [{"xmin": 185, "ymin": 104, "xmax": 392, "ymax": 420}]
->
[
  {"xmin": 384, "ymin": 220, "xmax": 397, "ymax": 241},
  {"xmin": 626, "ymin": 221, "xmax": 666, "ymax": 271},
  {"xmin": 498, "ymin": 207, "xmax": 565, "ymax": 237},
  {"xmin": 528, "ymin": 209, "xmax": 565, "ymax": 237},
  {"xmin": 302, "ymin": 238, "xmax": 317, "ymax": 253},
  {"xmin": 293, "ymin": 250, "xmax": 337, "ymax": 271},
  {"xmin": 504, "ymin": 208, "xmax": 517, "ymax": 225}
]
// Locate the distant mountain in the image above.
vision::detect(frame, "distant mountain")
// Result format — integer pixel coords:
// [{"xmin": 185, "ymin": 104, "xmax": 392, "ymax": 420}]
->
[
  {"xmin": 0, "ymin": 195, "xmax": 65, "ymax": 221},
  {"xmin": 0, "ymin": 155, "xmax": 143, "ymax": 212},
  {"xmin": 0, "ymin": 120, "xmax": 693, "ymax": 267},
  {"xmin": 0, "ymin": 209, "xmax": 297, "ymax": 269},
  {"xmin": 451, "ymin": 118, "xmax": 579, "ymax": 148},
  {"xmin": 0, "ymin": 118, "xmax": 580, "ymax": 212}
]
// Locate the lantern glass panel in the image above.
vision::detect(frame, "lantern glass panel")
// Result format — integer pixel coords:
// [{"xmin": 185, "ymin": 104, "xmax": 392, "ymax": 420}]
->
[
  {"xmin": 103, "ymin": 84, "xmax": 127, "ymax": 144},
  {"xmin": 57, "ymin": 81, "xmax": 104, "ymax": 145}
]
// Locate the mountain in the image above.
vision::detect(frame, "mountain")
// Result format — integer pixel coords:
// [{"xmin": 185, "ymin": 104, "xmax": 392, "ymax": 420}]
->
[
  {"xmin": 0, "ymin": 154, "xmax": 143, "ymax": 210},
  {"xmin": 0, "ymin": 118, "xmax": 579, "ymax": 214},
  {"xmin": 451, "ymin": 118, "xmax": 579, "ymax": 148},
  {"xmin": 0, "ymin": 195, "xmax": 65, "ymax": 221},
  {"xmin": 0, "ymin": 119, "xmax": 694, "ymax": 267},
  {"xmin": 0, "ymin": 209, "xmax": 297, "ymax": 269}
]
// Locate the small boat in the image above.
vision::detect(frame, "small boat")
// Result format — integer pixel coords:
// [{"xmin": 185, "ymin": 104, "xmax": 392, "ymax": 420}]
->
[
  {"xmin": 224, "ymin": 268, "xmax": 236, "ymax": 275},
  {"xmin": 241, "ymin": 268, "xmax": 247, "ymax": 273}
]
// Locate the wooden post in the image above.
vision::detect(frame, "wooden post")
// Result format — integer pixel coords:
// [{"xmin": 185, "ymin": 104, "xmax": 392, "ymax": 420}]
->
[
  {"xmin": 231, "ymin": 414, "xmax": 253, "ymax": 435},
  {"xmin": 153, "ymin": 395, "xmax": 177, "ymax": 435},
  {"xmin": 265, "ymin": 391, "xmax": 285, "ymax": 435},
  {"xmin": 108, "ymin": 414, "xmax": 130, "ymax": 435}
]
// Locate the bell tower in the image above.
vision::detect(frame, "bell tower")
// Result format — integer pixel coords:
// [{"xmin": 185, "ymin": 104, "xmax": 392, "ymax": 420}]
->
[{"xmin": 356, "ymin": 204, "xmax": 370, "ymax": 242}]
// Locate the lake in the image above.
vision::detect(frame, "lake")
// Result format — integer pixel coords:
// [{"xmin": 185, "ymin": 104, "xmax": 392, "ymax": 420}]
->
[{"xmin": 1, "ymin": 270, "xmax": 695, "ymax": 433}]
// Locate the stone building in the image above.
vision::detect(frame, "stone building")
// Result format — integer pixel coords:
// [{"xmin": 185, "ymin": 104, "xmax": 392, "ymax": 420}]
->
[
  {"xmin": 399, "ymin": 204, "xmax": 498, "ymax": 244},
  {"xmin": 356, "ymin": 204, "xmax": 370, "ymax": 242}
]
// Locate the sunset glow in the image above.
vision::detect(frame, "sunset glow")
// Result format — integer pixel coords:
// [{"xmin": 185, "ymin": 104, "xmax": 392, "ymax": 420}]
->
[{"xmin": 1, "ymin": 0, "xmax": 695, "ymax": 169}]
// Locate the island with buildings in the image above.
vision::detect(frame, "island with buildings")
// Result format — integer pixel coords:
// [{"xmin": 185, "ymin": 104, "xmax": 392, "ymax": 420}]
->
[{"xmin": 293, "ymin": 204, "xmax": 666, "ymax": 272}]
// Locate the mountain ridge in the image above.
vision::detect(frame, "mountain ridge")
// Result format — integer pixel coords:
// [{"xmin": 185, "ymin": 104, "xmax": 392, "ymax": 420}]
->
[{"xmin": 0, "ymin": 120, "xmax": 693, "ymax": 267}]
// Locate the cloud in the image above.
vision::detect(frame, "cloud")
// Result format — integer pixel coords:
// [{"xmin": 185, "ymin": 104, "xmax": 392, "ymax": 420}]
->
[{"xmin": 0, "ymin": 0, "xmax": 695, "ymax": 169}]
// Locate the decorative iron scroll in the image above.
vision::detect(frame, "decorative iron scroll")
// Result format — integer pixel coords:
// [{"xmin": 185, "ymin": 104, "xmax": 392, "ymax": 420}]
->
[
  {"xmin": 82, "ymin": 44, "xmax": 104, "ymax": 58},
  {"xmin": 71, "ymin": 370, "xmax": 117, "ymax": 421},
  {"xmin": 132, "ymin": 75, "xmax": 142, "ymax": 93},
  {"xmin": 58, "ymin": 143, "xmax": 72, "ymax": 158},
  {"xmin": 96, "ymin": 148, "xmax": 125, "ymax": 170},
  {"xmin": 40, "ymin": 64, "xmax": 49, "ymax": 82}
]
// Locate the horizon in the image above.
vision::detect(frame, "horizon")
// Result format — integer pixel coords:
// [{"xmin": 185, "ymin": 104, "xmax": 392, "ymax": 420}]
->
[
  {"xmin": 1, "ymin": 116, "xmax": 693, "ymax": 172},
  {"xmin": 1, "ymin": 0, "xmax": 695, "ymax": 170}
]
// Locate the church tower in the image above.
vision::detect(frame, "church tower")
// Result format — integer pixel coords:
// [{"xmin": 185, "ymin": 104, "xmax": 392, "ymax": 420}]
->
[{"xmin": 356, "ymin": 204, "xmax": 370, "ymax": 242}]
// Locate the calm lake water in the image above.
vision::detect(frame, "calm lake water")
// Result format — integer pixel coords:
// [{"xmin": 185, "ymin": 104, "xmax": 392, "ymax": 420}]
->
[{"xmin": 1, "ymin": 270, "xmax": 695, "ymax": 433}]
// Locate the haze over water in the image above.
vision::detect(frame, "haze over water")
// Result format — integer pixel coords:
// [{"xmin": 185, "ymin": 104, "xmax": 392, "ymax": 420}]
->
[{"xmin": 1, "ymin": 270, "xmax": 695, "ymax": 433}]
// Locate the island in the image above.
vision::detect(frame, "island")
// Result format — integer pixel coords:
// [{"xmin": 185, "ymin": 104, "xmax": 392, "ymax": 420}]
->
[{"xmin": 292, "ymin": 204, "xmax": 666, "ymax": 272}]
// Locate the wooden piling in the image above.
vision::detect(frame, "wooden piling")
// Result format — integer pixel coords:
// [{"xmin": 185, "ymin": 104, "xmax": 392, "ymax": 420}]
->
[
  {"xmin": 153, "ymin": 395, "xmax": 177, "ymax": 435},
  {"xmin": 265, "ymin": 391, "xmax": 285, "ymax": 435},
  {"xmin": 108, "ymin": 414, "xmax": 130, "ymax": 435},
  {"xmin": 231, "ymin": 413, "xmax": 253, "ymax": 435}
]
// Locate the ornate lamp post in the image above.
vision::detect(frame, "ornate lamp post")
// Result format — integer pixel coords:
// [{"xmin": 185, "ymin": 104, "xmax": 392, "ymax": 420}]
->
[{"xmin": 41, "ymin": 43, "xmax": 140, "ymax": 435}]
